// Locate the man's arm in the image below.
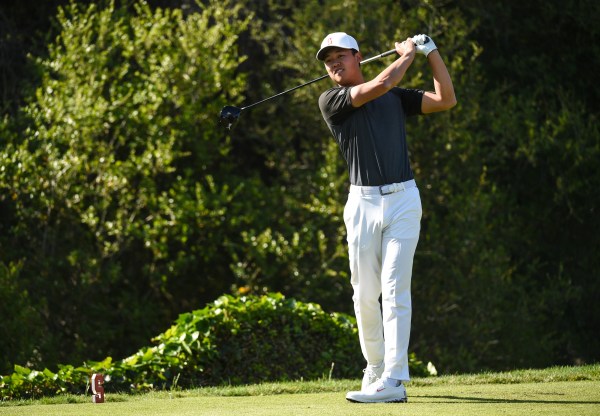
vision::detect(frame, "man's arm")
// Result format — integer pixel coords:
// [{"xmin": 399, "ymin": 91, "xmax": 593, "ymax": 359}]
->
[
  {"xmin": 421, "ymin": 49, "xmax": 457, "ymax": 114},
  {"xmin": 350, "ymin": 38, "xmax": 416, "ymax": 108}
]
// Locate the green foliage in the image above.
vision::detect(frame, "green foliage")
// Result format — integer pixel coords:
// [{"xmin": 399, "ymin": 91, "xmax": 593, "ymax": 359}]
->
[
  {"xmin": 0, "ymin": 0, "xmax": 252, "ymax": 372},
  {"xmin": 415, "ymin": 0, "xmax": 600, "ymax": 371},
  {"xmin": 0, "ymin": 363, "xmax": 92, "ymax": 399},
  {"xmin": 0, "ymin": 293, "xmax": 435, "ymax": 400},
  {"xmin": 0, "ymin": 0, "xmax": 599, "ymax": 383},
  {"xmin": 113, "ymin": 293, "xmax": 363, "ymax": 389},
  {"xmin": 0, "ymin": 262, "xmax": 44, "ymax": 373}
]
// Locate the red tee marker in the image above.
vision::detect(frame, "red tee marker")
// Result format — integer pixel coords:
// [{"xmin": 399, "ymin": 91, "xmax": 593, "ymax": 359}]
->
[{"xmin": 91, "ymin": 373, "xmax": 105, "ymax": 403}]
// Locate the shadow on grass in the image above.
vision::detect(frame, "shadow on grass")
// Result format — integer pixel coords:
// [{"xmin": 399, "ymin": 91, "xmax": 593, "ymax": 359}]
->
[{"xmin": 413, "ymin": 395, "xmax": 600, "ymax": 405}]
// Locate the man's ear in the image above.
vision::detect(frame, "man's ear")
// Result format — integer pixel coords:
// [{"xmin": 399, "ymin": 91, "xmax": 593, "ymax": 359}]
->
[{"xmin": 355, "ymin": 52, "xmax": 363, "ymax": 64}]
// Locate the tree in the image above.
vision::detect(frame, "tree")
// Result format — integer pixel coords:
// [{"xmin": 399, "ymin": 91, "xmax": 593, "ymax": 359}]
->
[{"xmin": 0, "ymin": 0, "xmax": 251, "ymax": 372}]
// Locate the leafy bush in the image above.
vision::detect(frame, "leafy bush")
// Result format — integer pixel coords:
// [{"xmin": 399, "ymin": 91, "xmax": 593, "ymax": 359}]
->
[
  {"xmin": 0, "ymin": 0, "xmax": 252, "ymax": 372},
  {"xmin": 0, "ymin": 363, "xmax": 92, "ymax": 400},
  {"xmin": 0, "ymin": 293, "xmax": 434, "ymax": 399}
]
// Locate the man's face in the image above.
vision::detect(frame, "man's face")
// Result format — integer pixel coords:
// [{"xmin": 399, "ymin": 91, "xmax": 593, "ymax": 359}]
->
[{"xmin": 323, "ymin": 47, "xmax": 362, "ymax": 86}]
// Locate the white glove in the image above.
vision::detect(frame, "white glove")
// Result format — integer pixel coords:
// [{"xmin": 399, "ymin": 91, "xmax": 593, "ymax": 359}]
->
[{"xmin": 412, "ymin": 34, "xmax": 437, "ymax": 57}]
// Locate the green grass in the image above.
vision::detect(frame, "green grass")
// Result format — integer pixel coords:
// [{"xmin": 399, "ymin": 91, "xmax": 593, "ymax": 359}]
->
[{"xmin": 1, "ymin": 365, "xmax": 599, "ymax": 416}]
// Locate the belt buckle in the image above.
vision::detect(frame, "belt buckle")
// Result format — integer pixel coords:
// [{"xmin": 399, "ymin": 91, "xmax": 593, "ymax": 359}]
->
[{"xmin": 379, "ymin": 185, "xmax": 393, "ymax": 196}]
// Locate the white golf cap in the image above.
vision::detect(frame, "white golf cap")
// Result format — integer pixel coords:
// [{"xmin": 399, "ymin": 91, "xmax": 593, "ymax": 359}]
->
[{"xmin": 316, "ymin": 32, "xmax": 359, "ymax": 60}]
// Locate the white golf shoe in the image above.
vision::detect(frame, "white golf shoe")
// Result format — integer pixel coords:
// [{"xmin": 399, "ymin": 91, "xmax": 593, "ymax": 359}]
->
[
  {"xmin": 361, "ymin": 363, "xmax": 384, "ymax": 391},
  {"xmin": 346, "ymin": 378, "xmax": 408, "ymax": 403}
]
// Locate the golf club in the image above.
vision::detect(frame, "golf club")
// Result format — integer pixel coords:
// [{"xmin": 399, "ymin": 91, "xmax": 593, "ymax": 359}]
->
[{"xmin": 219, "ymin": 48, "xmax": 400, "ymax": 130}]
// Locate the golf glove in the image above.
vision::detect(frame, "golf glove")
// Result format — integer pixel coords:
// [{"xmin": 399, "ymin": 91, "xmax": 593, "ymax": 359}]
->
[{"xmin": 412, "ymin": 34, "xmax": 437, "ymax": 57}]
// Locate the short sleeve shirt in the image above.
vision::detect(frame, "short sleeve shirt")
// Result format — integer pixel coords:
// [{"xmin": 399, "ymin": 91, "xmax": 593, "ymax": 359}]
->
[{"xmin": 318, "ymin": 86, "xmax": 424, "ymax": 186}]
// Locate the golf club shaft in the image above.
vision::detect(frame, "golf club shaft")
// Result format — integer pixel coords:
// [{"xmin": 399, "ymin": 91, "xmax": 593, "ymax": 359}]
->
[
  {"xmin": 242, "ymin": 74, "xmax": 329, "ymax": 111},
  {"xmin": 241, "ymin": 48, "xmax": 398, "ymax": 111}
]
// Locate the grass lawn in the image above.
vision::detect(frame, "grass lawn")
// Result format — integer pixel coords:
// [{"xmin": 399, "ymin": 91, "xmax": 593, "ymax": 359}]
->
[{"xmin": 1, "ymin": 365, "xmax": 599, "ymax": 416}]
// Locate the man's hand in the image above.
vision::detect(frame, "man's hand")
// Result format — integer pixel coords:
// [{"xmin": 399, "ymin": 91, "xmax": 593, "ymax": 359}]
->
[
  {"xmin": 412, "ymin": 34, "xmax": 438, "ymax": 57},
  {"xmin": 395, "ymin": 37, "xmax": 416, "ymax": 58}
]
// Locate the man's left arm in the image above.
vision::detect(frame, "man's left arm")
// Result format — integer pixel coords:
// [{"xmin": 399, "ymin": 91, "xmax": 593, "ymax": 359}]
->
[{"xmin": 414, "ymin": 36, "xmax": 457, "ymax": 114}]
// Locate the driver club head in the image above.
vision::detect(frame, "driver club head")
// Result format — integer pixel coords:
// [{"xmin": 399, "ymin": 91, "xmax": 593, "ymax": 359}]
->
[{"xmin": 219, "ymin": 105, "xmax": 242, "ymax": 130}]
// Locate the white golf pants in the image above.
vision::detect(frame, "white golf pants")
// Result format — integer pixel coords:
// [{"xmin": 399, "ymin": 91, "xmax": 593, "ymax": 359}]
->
[{"xmin": 344, "ymin": 180, "xmax": 422, "ymax": 382}]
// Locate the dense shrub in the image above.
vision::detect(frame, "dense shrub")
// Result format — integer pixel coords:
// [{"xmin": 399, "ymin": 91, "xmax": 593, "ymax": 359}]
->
[
  {"xmin": 0, "ymin": 293, "xmax": 434, "ymax": 399},
  {"xmin": 0, "ymin": 0, "xmax": 253, "ymax": 373}
]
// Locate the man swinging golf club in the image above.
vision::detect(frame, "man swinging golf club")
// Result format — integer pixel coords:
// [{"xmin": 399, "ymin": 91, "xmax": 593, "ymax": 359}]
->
[{"xmin": 317, "ymin": 32, "xmax": 456, "ymax": 403}]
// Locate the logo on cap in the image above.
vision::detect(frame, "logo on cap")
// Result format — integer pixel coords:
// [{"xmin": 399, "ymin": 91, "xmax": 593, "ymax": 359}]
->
[{"xmin": 327, "ymin": 37, "xmax": 333, "ymax": 45}]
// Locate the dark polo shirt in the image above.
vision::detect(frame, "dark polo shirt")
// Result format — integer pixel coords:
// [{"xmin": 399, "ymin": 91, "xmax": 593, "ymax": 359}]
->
[{"xmin": 319, "ymin": 86, "xmax": 423, "ymax": 186}]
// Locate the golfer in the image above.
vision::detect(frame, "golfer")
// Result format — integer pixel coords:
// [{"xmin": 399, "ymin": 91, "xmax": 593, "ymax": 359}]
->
[{"xmin": 316, "ymin": 32, "xmax": 456, "ymax": 403}]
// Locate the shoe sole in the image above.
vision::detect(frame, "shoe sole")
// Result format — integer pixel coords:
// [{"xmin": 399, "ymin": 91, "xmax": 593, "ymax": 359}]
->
[{"xmin": 346, "ymin": 397, "xmax": 408, "ymax": 404}]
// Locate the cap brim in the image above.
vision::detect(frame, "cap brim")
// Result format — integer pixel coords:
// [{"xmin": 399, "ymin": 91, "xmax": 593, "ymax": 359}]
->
[
  {"xmin": 316, "ymin": 46, "xmax": 332, "ymax": 60},
  {"xmin": 316, "ymin": 46, "xmax": 350, "ymax": 61}
]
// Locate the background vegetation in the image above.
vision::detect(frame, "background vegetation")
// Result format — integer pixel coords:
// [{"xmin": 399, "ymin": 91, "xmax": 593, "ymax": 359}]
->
[
  {"xmin": 0, "ymin": 0, "xmax": 598, "ymax": 384},
  {"xmin": 2, "ymin": 293, "xmax": 434, "ymax": 399}
]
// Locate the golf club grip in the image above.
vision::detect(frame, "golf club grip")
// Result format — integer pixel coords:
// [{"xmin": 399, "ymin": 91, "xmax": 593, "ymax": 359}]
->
[
  {"xmin": 360, "ymin": 49, "xmax": 398, "ymax": 65},
  {"xmin": 360, "ymin": 36, "xmax": 431, "ymax": 65}
]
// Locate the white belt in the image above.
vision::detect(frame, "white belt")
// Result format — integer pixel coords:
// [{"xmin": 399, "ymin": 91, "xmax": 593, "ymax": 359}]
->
[{"xmin": 350, "ymin": 179, "xmax": 417, "ymax": 196}]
